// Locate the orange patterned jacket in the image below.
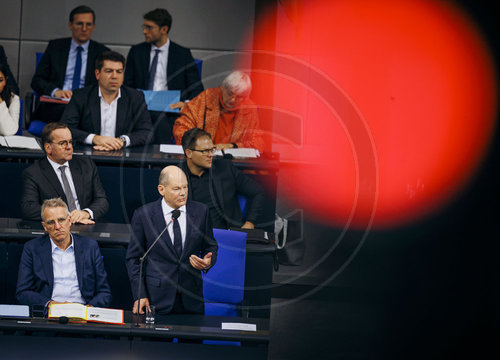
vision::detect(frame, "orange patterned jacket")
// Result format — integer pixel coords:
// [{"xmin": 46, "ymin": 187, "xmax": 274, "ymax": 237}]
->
[{"xmin": 173, "ymin": 87, "xmax": 264, "ymax": 152}]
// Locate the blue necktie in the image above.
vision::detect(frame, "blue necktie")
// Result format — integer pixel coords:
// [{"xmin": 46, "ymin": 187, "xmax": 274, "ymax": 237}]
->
[
  {"xmin": 147, "ymin": 49, "xmax": 161, "ymax": 90},
  {"xmin": 72, "ymin": 46, "xmax": 83, "ymax": 90},
  {"xmin": 173, "ymin": 213, "xmax": 182, "ymax": 258}
]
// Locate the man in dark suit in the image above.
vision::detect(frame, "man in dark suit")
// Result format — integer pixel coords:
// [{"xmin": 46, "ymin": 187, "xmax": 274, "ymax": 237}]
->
[
  {"xmin": 17, "ymin": 198, "xmax": 112, "ymax": 308},
  {"xmin": 126, "ymin": 166, "xmax": 217, "ymax": 315},
  {"xmin": 124, "ymin": 8, "xmax": 204, "ymax": 143},
  {"xmin": 21, "ymin": 122, "xmax": 108, "ymax": 223},
  {"xmin": 31, "ymin": 5, "xmax": 109, "ymax": 122},
  {"xmin": 0, "ymin": 45, "xmax": 19, "ymax": 94},
  {"xmin": 61, "ymin": 51, "xmax": 153, "ymax": 151},
  {"xmin": 179, "ymin": 128, "xmax": 264, "ymax": 229}
]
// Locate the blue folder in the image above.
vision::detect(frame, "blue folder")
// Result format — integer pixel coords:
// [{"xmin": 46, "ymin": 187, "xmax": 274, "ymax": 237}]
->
[{"xmin": 139, "ymin": 90, "xmax": 181, "ymax": 113}]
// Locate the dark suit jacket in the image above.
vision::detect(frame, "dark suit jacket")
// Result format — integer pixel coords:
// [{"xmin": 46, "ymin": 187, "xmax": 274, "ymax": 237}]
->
[
  {"xmin": 31, "ymin": 38, "xmax": 109, "ymax": 96},
  {"xmin": 16, "ymin": 234, "xmax": 112, "ymax": 307},
  {"xmin": 0, "ymin": 45, "xmax": 19, "ymax": 95},
  {"xmin": 179, "ymin": 159, "xmax": 264, "ymax": 227},
  {"xmin": 126, "ymin": 199, "xmax": 218, "ymax": 314},
  {"xmin": 61, "ymin": 84, "xmax": 153, "ymax": 146},
  {"xmin": 21, "ymin": 156, "xmax": 109, "ymax": 221},
  {"xmin": 124, "ymin": 41, "xmax": 204, "ymax": 101}
]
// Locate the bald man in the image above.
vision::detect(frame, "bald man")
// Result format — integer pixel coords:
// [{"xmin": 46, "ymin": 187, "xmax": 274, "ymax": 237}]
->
[{"xmin": 126, "ymin": 166, "xmax": 217, "ymax": 315}]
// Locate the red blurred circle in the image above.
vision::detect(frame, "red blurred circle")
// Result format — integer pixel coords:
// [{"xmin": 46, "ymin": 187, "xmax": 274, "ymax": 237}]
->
[{"xmin": 248, "ymin": 0, "xmax": 497, "ymax": 228}]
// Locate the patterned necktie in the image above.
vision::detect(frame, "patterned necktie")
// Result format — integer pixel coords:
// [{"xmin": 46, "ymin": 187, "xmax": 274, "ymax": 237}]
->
[
  {"xmin": 147, "ymin": 49, "xmax": 161, "ymax": 90},
  {"xmin": 172, "ymin": 211, "xmax": 182, "ymax": 258},
  {"xmin": 72, "ymin": 46, "xmax": 83, "ymax": 90},
  {"xmin": 59, "ymin": 166, "xmax": 77, "ymax": 211}
]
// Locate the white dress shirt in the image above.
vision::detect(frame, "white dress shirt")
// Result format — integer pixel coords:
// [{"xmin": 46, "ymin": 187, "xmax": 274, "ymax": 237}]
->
[
  {"xmin": 149, "ymin": 40, "xmax": 170, "ymax": 91},
  {"xmin": 52, "ymin": 40, "xmax": 90, "ymax": 96},
  {"xmin": 50, "ymin": 235, "xmax": 85, "ymax": 304},
  {"xmin": 161, "ymin": 199, "xmax": 186, "ymax": 249},
  {"xmin": 46, "ymin": 157, "xmax": 94, "ymax": 219},
  {"xmin": 84, "ymin": 88, "xmax": 130, "ymax": 147}
]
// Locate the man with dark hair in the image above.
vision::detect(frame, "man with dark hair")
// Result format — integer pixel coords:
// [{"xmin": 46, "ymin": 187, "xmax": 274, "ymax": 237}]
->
[
  {"xmin": 61, "ymin": 51, "xmax": 153, "ymax": 151},
  {"xmin": 124, "ymin": 8, "xmax": 204, "ymax": 143},
  {"xmin": 31, "ymin": 5, "xmax": 109, "ymax": 123},
  {"xmin": 17, "ymin": 197, "xmax": 112, "ymax": 308},
  {"xmin": 179, "ymin": 128, "xmax": 264, "ymax": 229},
  {"xmin": 21, "ymin": 122, "xmax": 109, "ymax": 223}
]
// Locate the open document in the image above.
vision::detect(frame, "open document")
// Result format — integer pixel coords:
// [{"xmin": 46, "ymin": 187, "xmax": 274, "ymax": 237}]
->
[
  {"xmin": 48, "ymin": 303, "xmax": 124, "ymax": 325},
  {"xmin": 0, "ymin": 136, "xmax": 42, "ymax": 150}
]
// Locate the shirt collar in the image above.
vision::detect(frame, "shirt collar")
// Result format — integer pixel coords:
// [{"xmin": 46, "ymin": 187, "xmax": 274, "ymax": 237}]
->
[
  {"xmin": 98, "ymin": 87, "xmax": 122, "ymax": 102},
  {"xmin": 161, "ymin": 198, "xmax": 186, "ymax": 217},
  {"xmin": 71, "ymin": 39, "xmax": 90, "ymax": 52},
  {"xmin": 47, "ymin": 156, "xmax": 70, "ymax": 172},
  {"xmin": 151, "ymin": 38, "xmax": 170, "ymax": 52},
  {"xmin": 50, "ymin": 233, "xmax": 74, "ymax": 253}
]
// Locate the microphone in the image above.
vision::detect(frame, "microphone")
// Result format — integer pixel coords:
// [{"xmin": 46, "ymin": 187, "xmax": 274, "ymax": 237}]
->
[
  {"xmin": 58, "ymin": 316, "xmax": 69, "ymax": 324},
  {"xmin": 135, "ymin": 209, "xmax": 181, "ymax": 326}
]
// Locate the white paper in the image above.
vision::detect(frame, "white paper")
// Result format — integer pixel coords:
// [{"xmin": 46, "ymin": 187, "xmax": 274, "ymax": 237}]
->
[
  {"xmin": 159, "ymin": 144, "xmax": 184, "ymax": 154},
  {"xmin": 215, "ymin": 148, "xmax": 260, "ymax": 158},
  {"xmin": 221, "ymin": 322, "xmax": 257, "ymax": 331},
  {"xmin": 0, "ymin": 304, "xmax": 30, "ymax": 318},
  {"xmin": 49, "ymin": 303, "xmax": 87, "ymax": 318},
  {"xmin": 0, "ymin": 136, "xmax": 41, "ymax": 150},
  {"xmin": 87, "ymin": 307, "xmax": 123, "ymax": 324}
]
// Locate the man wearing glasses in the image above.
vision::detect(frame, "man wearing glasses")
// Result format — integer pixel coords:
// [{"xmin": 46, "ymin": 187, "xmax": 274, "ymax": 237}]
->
[
  {"xmin": 20, "ymin": 122, "xmax": 108, "ymax": 223},
  {"xmin": 31, "ymin": 5, "xmax": 109, "ymax": 123},
  {"xmin": 16, "ymin": 197, "xmax": 112, "ymax": 308},
  {"xmin": 124, "ymin": 8, "xmax": 204, "ymax": 143},
  {"xmin": 178, "ymin": 128, "xmax": 264, "ymax": 229}
]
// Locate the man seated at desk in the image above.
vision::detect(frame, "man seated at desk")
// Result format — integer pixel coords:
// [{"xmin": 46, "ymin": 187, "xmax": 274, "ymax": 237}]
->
[
  {"xmin": 20, "ymin": 122, "xmax": 109, "ymax": 224},
  {"xmin": 179, "ymin": 128, "xmax": 264, "ymax": 230},
  {"xmin": 61, "ymin": 51, "xmax": 153, "ymax": 151},
  {"xmin": 126, "ymin": 166, "xmax": 217, "ymax": 315},
  {"xmin": 16, "ymin": 198, "xmax": 112, "ymax": 308},
  {"xmin": 173, "ymin": 71, "xmax": 264, "ymax": 152},
  {"xmin": 31, "ymin": 5, "xmax": 109, "ymax": 123}
]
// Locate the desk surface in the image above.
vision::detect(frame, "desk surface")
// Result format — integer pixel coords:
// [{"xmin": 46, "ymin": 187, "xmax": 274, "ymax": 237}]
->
[
  {"xmin": 0, "ymin": 144, "xmax": 280, "ymax": 172},
  {"xmin": 0, "ymin": 313, "xmax": 269, "ymax": 343},
  {"xmin": 0, "ymin": 217, "xmax": 277, "ymax": 253}
]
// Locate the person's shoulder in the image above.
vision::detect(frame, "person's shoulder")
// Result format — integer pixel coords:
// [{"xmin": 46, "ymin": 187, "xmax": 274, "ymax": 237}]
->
[
  {"xmin": 24, "ymin": 235, "xmax": 49, "ymax": 250},
  {"xmin": 69, "ymin": 155, "xmax": 95, "ymax": 167},
  {"xmin": 72, "ymin": 84, "xmax": 97, "ymax": 98},
  {"xmin": 23, "ymin": 157, "xmax": 47, "ymax": 175},
  {"xmin": 73, "ymin": 234, "xmax": 99, "ymax": 249},
  {"xmin": 134, "ymin": 199, "xmax": 162, "ymax": 215},
  {"xmin": 129, "ymin": 42, "xmax": 149, "ymax": 53},
  {"xmin": 47, "ymin": 38, "xmax": 71, "ymax": 47},
  {"xmin": 121, "ymin": 85, "xmax": 145, "ymax": 99},
  {"xmin": 187, "ymin": 200, "xmax": 209, "ymax": 213},
  {"xmin": 213, "ymin": 158, "xmax": 234, "ymax": 170},
  {"xmin": 89, "ymin": 40, "xmax": 109, "ymax": 51},
  {"xmin": 169, "ymin": 41, "xmax": 193, "ymax": 54}
]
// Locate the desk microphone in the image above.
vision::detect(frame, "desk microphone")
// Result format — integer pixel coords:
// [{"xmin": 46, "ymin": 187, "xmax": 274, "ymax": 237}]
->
[{"xmin": 135, "ymin": 209, "xmax": 180, "ymax": 327}]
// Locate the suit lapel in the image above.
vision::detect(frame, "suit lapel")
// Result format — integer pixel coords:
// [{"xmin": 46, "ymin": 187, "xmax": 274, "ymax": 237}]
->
[
  {"xmin": 40, "ymin": 158, "xmax": 66, "ymax": 201},
  {"xmin": 89, "ymin": 86, "xmax": 101, "ymax": 133},
  {"xmin": 69, "ymin": 159, "xmax": 84, "ymax": 205},
  {"xmin": 40, "ymin": 236, "xmax": 54, "ymax": 289},
  {"xmin": 72, "ymin": 235, "xmax": 84, "ymax": 293},
  {"xmin": 142, "ymin": 45, "xmax": 151, "ymax": 88},
  {"xmin": 116, "ymin": 88, "xmax": 127, "ymax": 136},
  {"xmin": 209, "ymin": 164, "xmax": 225, "ymax": 215}
]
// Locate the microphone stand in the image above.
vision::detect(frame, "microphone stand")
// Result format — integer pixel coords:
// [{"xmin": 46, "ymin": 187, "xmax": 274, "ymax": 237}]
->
[{"xmin": 134, "ymin": 209, "xmax": 180, "ymax": 327}]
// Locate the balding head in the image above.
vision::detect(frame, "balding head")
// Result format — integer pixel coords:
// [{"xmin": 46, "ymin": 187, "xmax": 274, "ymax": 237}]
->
[{"xmin": 158, "ymin": 166, "xmax": 188, "ymax": 208}]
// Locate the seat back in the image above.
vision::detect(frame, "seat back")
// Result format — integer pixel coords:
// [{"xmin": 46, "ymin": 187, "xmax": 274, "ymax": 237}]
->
[{"xmin": 203, "ymin": 229, "xmax": 247, "ymax": 305}]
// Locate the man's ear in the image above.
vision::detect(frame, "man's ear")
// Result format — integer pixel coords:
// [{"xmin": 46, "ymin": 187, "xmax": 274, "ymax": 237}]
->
[
  {"xmin": 157, "ymin": 184, "xmax": 165, "ymax": 196},
  {"xmin": 185, "ymin": 149, "xmax": 192, "ymax": 159},
  {"xmin": 95, "ymin": 69, "xmax": 100, "ymax": 80}
]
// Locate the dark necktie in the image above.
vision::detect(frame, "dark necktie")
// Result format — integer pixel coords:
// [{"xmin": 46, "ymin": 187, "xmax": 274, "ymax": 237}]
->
[
  {"xmin": 173, "ymin": 212, "xmax": 182, "ymax": 258},
  {"xmin": 147, "ymin": 49, "xmax": 161, "ymax": 90},
  {"xmin": 72, "ymin": 46, "xmax": 83, "ymax": 90},
  {"xmin": 59, "ymin": 166, "xmax": 77, "ymax": 211}
]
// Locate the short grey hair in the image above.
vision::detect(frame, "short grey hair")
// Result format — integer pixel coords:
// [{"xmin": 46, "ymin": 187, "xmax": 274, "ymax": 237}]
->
[
  {"xmin": 221, "ymin": 71, "xmax": 252, "ymax": 97},
  {"xmin": 41, "ymin": 198, "xmax": 69, "ymax": 221}
]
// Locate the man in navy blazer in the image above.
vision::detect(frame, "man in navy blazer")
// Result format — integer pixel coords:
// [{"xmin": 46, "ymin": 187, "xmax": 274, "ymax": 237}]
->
[
  {"xmin": 126, "ymin": 166, "xmax": 217, "ymax": 315},
  {"xmin": 124, "ymin": 8, "xmax": 204, "ymax": 143},
  {"xmin": 61, "ymin": 51, "xmax": 153, "ymax": 151},
  {"xmin": 16, "ymin": 198, "xmax": 112, "ymax": 308},
  {"xmin": 31, "ymin": 6, "xmax": 109, "ymax": 123}
]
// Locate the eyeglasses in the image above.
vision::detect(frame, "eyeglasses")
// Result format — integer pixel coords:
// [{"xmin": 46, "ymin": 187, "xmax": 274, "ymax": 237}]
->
[
  {"xmin": 44, "ymin": 217, "xmax": 69, "ymax": 227},
  {"xmin": 142, "ymin": 24, "xmax": 158, "ymax": 31},
  {"xmin": 72, "ymin": 21, "xmax": 94, "ymax": 28},
  {"xmin": 52, "ymin": 140, "xmax": 74, "ymax": 148},
  {"xmin": 190, "ymin": 147, "xmax": 216, "ymax": 155}
]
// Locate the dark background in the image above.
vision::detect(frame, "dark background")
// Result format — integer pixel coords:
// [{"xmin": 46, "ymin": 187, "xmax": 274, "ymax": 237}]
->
[{"xmin": 268, "ymin": 1, "xmax": 500, "ymax": 358}]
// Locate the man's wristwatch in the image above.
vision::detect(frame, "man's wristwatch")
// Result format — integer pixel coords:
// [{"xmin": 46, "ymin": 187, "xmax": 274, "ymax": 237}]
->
[{"xmin": 119, "ymin": 136, "xmax": 127, "ymax": 144}]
